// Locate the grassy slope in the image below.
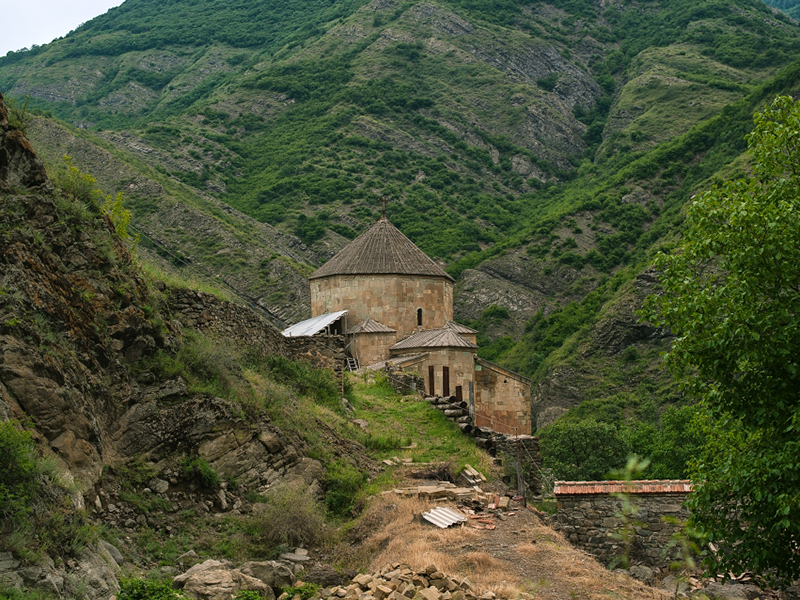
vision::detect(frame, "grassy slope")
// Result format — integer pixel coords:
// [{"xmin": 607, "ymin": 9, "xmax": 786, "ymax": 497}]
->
[{"xmin": 4, "ymin": 0, "xmax": 800, "ymax": 421}]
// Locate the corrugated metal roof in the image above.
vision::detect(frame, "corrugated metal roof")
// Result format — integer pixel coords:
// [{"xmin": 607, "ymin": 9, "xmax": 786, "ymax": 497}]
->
[
  {"xmin": 445, "ymin": 321, "xmax": 478, "ymax": 334},
  {"xmin": 309, "ymin": 218, "xmax": 454, "ymax": 281},
  {"xmin": 421, "ymin": 506, "xmax": 467, "ymax": 528},
  {"xmin": 282, "ymin": 310, "xmax": 348, "ymax": 337},
  {"xmin": 554, "ymin": 480, "xmax": 694, "ymax": 495},
  {"xmin": 391, "ymin": 328, "xmax": 478, "ymax": 351},
  {"xmin": 346, "ymin": 318, "xmax": 396, "ymax": 335}
]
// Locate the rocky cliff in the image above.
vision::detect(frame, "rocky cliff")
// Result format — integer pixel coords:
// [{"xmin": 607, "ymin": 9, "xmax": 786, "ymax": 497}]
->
[{"xmin": 0, "ymin": 93, "xmax": 366, "ymax": 597}]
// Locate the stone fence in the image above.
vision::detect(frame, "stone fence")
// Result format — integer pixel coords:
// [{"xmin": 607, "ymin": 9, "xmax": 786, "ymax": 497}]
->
[
  {"xmin": 167, "ymin": 288, "xmax": 345, "ymax": 375},
  {"xmin": 554, "ymin": 480, "xmax": 692, "ymax": 567},
  {"xmin": 284, "ymin": 335, "xmax": 346, "ymax": 377}
]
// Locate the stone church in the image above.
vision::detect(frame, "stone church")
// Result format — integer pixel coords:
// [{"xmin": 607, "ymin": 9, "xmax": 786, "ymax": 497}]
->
[{"xmin": 283, "ymin": 215, "xmax": 531, "ymax": 435}]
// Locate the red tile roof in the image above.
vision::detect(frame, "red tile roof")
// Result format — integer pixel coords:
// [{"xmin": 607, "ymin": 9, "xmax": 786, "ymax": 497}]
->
[{"xmin": 554, "ymin": 480, "xmax": 693, "ymax": 495}]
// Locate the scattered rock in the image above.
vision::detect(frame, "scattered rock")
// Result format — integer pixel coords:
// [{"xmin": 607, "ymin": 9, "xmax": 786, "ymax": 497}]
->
[
  {"xmin": 627, "ymin": 565, "xmax": 654, "ymax": 586},
  {"xmin": 148, "ymin": 477, "xmax": 170, "ymax": 494},
  {"xmin": 99, "ymin": 541, "xmax": 124, "ymax": 566},
  {"xmin": 691, "ymin": 582, "xmax": 762, "ymax": 600},
  {"xmin": 239, "ymin": 560, "xmax": 295, "ymax": 591}
]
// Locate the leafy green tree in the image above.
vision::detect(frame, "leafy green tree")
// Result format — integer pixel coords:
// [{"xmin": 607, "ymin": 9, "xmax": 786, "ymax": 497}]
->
[
  {"xmin": 646, "ymin": 95, "xmax": 800, "ymax": 587},
  {"xmin": 539, "ymin": 418, "xmax": 629, "ymax": 481}
]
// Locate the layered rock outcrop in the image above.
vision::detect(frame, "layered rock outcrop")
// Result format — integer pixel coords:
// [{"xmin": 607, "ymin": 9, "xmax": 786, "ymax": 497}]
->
[{"xmin": 0, "ymin": 92, "xmax": 51, "ymax": 192}]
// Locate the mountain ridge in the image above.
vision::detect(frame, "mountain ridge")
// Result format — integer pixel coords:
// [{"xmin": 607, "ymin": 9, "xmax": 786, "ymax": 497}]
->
[{"xmin": 3, "ymin": 0, "xmax": 800, "ymax": 425}]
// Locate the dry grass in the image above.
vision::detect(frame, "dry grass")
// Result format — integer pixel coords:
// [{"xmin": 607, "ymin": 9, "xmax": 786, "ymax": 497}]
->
[{"xmin": 336, "ymin": 495, "xmax": 669, "ymax": 600}]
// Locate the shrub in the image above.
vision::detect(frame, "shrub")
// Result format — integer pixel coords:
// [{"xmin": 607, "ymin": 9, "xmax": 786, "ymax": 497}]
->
[
  {"xmin": 118, "ymin": 579, "xmax": 189, "ymax": 600},
  {"xmin": 539, "ymin": 418, "xmax": 629, "ymax": 480},
  {"xmin": 182, "ymin": 457, "xmax": 221, "ymax": 489},
  {"xmin": 0, "ymin": 422, "xmax": 39, "ymax": 526},
  {"xmin": 0, "ymin": 422, "xmax": 97, "ymax": 560},
  {"xmin": 322, "ymin": 460, "xmax": 367, "ymax": 518},
  {"xmin": 244, "ymin": 482, "xmax": 329, "ymax": 552},
  {"xmin": 280, "ymin": 584, "xmax": 320, "ymax": 600}
]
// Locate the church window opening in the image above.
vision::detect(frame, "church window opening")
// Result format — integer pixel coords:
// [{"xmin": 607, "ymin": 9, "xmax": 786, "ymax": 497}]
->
[{"xmin": 417, "ymin": 308, "xmax": 423, "ymax": 326}]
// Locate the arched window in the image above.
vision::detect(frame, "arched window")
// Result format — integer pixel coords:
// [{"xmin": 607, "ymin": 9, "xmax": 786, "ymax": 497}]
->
[{"xmin": 417, "ymin": 308, "xmax": 423, "ymax": 327}]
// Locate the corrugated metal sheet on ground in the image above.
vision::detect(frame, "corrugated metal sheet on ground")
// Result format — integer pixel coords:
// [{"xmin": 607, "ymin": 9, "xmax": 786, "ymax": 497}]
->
[
  {"xmin": 554, "ymin": 480, "xmax": 694, "ymax": 496},
  {"xmin": 421, "ymin": 506, "xmax": 467, "ymax": 528},
  {"xmin": 282, "ymin": 310, "xmax": 348, "ymax": 337}
]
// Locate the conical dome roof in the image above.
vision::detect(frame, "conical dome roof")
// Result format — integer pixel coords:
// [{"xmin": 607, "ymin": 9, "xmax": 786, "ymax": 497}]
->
[{"xmin": 309, "ymin": 218, "xmax": 454, "ymax": 281}]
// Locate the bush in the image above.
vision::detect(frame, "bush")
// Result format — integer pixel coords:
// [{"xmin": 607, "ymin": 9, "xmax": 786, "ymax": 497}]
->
[
  {"xmin": 539, "ymin": 418, "xmax": 629, "ymax": 480},
  {"xmin": 182, "ymin": 457, "xmax": 220, "ymax": 489},
  {"xmin": 280, "ymin": 584, "xmax": 320, "ymax": 600},
  {"xmin": 0, "ymin": 422, "xmax": 39, "ymax": 526},
  {"xmin": 244, "ymin": 483, "xmax": 329, "ymax": 552},
  {"xmin": 322, "ymin": 460, "xmax": 367, "ymax": 517},
  {"xmin": 118, "ymin": 579, "xmax": 189, "ymax": 600},
  {"xmin": 0, "ymin": 422, "xmax": 97, "ymax": 560}
]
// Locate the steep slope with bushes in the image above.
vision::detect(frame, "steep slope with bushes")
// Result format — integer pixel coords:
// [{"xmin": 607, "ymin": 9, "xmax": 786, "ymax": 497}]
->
[{"xmin": 3, "ymin": 0, "xmax": 800, "ymax": 445}]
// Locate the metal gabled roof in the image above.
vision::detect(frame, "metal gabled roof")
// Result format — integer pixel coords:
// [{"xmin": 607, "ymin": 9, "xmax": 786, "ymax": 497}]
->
[
  {"xmin": 282, "ymin": 310, "xmax": 348, "ymax": 337},
  {"xmin": 553, "ymin": 480, "xmax": 693, "ymax": 496},
  {"xmin": 309, "ymin": 218, "xmax": 454, "ymax": 282},
  {"xmin": 445, "ymin": 320, "xmax": 478, "ymax": 334},
  {"xmin": 391, "ymin": 328, "xmax": 478, "ymax": 351},
  {"xmin": 346, "ymin": 318, "xmax": 396, "ymax": 335}
]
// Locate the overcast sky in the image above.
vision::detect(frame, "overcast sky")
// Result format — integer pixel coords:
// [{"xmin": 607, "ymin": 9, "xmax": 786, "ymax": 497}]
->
[{"xmin": 1, "ymin": 0, "xmax": 124, "ymax": 57}]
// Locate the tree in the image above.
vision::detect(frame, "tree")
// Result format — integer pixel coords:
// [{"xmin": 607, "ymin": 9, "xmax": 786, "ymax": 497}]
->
[
  {"xmin": 539, "ymin": 418, "xmax": 629, "ymax": 481},
  {"xmin": 646, "ymin": 95, "xmax": 800, "ymax": 587}
]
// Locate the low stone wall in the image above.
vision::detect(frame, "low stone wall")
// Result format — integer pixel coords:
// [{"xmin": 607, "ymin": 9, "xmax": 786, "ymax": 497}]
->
[
  {"xmin": 554, "ymin": 480, "xmax": 692, "ymax": 567},
  {"xmin": 383, "ymin": 365, "xmax": 425, "ymax": 394},
  {"xmin": 424, "ymin": 395, "xmax": 542, "ymax": 495},
  {"xmin": 480, "ymin": 430, "xmax": 541, "ymax": 495},
  {"xmin": 168, "ymin": 288, "xmax": 287, "ymax": 360},
  {"xmin": 284, "ymin": 335, "xmax": 346, "ymax": 377},
  {"xmin": 167, "ymin": 288, "xmax": 346, "ymax": 375}
]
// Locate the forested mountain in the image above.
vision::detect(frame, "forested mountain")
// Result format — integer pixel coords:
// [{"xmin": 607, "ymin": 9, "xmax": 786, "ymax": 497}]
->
[
  {"xmin": 765, "ymin": 0, "xmax": 800, "ymax": 20},
  {"xmin": 3, "ymin": 0, "xmax": 800, "ymax": 429}
]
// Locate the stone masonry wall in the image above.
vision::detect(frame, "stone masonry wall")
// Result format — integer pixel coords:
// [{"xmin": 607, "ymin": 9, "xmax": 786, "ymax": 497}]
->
[
  {"xmin": 352, "ymin": 331, "xmax": 398, "ymax": 367},
  {"xmin": 555, "ymin": 491, "xmax": 690, "ymax": 566},
  {"xmin": 169, "ymin": 288, "xmax": 287, "ymax": 359},
  {"xmin": 284, "ymin": 335, "xmax": 346, "ymax": 377},
  {"xmin": 473, "ymin": 361, "xmax": 531, "ymax": 435},
  {"xmin": 424, "ymin": 394, "xmax": 541, "ymax": 495},
  {"xmin": 168, "ymin": 288, "xmax": 346, "ymax": 375},
  {"xmin": 311, "ymin": 274, "xmax": 453, "ymax": 342}
]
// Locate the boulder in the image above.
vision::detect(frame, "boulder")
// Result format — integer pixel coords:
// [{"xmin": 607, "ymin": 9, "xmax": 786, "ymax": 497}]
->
[
  {"xmin": 174, "ymin": 559, "xmax": 272, "ymax": 600},
  {"xmin": 239, "ymin": 560, "xmax": 295, "ymax": 591},
  {"xmin": 100, "ymin": 540, "xmax": 124, "ymax": 566},
  {"xmin": 65, "ymin": 545, "xmax": 121, "ymax": 600}
]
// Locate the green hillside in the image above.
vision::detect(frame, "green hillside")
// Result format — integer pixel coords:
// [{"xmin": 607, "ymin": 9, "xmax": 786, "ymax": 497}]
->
[
  {"xmin": 764, "ymin": 0, "xmax": 800, "ymax": 20},
  {"xmin": 2, "ymin": 0, "xmax": 800, "ymax": 433}
]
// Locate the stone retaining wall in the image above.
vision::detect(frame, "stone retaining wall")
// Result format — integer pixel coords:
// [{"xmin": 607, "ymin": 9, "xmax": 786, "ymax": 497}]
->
[
  {"xmin": 554, "ymin": 480, "xmax": 692, "ymax": 567},
  {"xmin": 284, "ymin": 335, "xmax": 347, "ymax": 377},
  {"xmin": 168, "ymin": 288, "xmax": 286, "ymax": 359},
  {"xmin": 167, "ymin": 288, "xmax": 346, "ymax": 374},
  {"xmin": 424, "ymin": 395, "xmax": 542, "ymax": 495}
]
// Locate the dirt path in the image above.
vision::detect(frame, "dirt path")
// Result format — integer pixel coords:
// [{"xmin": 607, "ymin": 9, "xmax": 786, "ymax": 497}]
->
[{"xmin": 334, "ymin": 494, "xmax": 668, "ymax": 600}]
